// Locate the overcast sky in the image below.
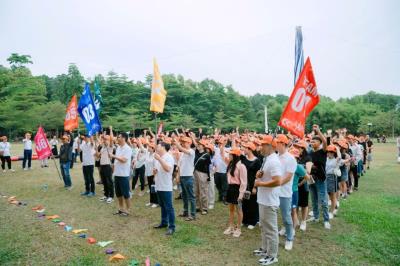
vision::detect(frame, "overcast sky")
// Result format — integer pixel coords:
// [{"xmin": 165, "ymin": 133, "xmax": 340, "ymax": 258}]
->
[{"xmin": 1, "ymin": 0, "xmax": 399, "ymax": 99}]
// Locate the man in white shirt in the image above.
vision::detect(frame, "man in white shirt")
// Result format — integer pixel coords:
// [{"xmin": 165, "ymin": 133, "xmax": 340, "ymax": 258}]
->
[
  {"xmin": 22, "ymin": 133, "xmax": 33, "ymax": 170},
  {"xmin": 175, "ymin": 136, "xmax": 196, "ymax": 220},
  {"xmin": 109, "ymin": 133, "xmax": 132, "ymax": 216},
  {"xmin": 78, "ymin": 135, "xmax": 96, "ymax": 197},
  {"xmin": 0, "ymin": 136, "xmax": 14, "ymax": 172},
  {"xmin": 132, "ymin": 139, "xmax": 148, "ymax": 196},
  {"xmin": 153, "ymin": 141, "xmax": 176, "ymax": 235},
  {"xmin": 253, "ymin": 135, "xmax": 282, "ymax": 266},
  {"xmin": 275, "ymin": 134, "xmax": 297, "ymax": 251}
]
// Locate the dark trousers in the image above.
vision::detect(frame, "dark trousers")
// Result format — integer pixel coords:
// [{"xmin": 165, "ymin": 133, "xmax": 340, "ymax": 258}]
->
[
  {"xmin": 214, "ymin": 172, "xmax": 228, "ymax": 201},
  {"xmin": 243, "ymin": 194, "xmax": 259, "ymax": 226},
  {"xmin": 60, "ymin": 161, "xmax": 72, "ymax": 187},
  {"xmin": 22, "ymin": 149, "xmax": 32, "ymax": 168},
  {"xmin": 157, "ymin": 191, "xmax": 176, "ymax": 230},
  {"xmin": 132, "ymin": 165, "xmax": 145, "ymax": 191},
  {"xmin": 83, "ymin": 165, "xmax": 95, "ymax": 193},
  {"xmin": 147, "ymin": 175, "xmax": 158, "ymax": 204},
  {"xmin": 350, "ymin": 165, "xmax": 359, "ymax": 188},
  {"xmin": 100, "ymin": 164, "xmax": 114, "ymax": 198},
  {"xmin": 1, "ymin": 156, "xmax": 12, "ymax": 170}
]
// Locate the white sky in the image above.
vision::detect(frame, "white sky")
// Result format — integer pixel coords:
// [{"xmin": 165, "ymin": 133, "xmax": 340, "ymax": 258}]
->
[{"xmin": 1, "ymin": 0, "xmax": 399, "ymax": 99}]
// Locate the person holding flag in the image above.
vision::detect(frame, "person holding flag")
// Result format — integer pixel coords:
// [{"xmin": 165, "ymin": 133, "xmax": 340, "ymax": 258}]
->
[{"xmin": 53, "ymin": 135, "xmax": 73, "ymax": 190}]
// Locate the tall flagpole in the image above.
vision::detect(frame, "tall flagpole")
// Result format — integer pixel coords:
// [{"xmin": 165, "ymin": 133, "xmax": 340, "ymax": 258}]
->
[{"xmin": 264, "ymin": 105, "xmax": 268, "ymax": 134}]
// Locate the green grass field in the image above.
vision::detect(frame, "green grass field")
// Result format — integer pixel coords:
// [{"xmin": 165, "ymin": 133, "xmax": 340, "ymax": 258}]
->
[{"xmin": 0, "ymin": 143, "xmax": 399, "ymax": 266}]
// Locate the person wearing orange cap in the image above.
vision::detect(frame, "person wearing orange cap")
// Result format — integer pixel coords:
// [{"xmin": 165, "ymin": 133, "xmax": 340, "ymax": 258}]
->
[
  {"xmin": 309, "ymin": 125, "xmax": 331, "ymax": 230},
  {"xmin": 213, "ymin": 137, "xmax": 229, "ymax": 205},
  {"xmin": 53, "ymin": 135, "xmax": 73, "ymax": 189},
  {"xmin": 222, "ymin": 148, "xmax": 247, "ymax": 238},
  {"xmin": 190, "ymin": 132, "xmax": 212, "ymax": 215},
  {"xmin": 275, "ymin": 134, "xmax": 297, "ymax": 251},
  {"xmin": 348, "ymin": 136, "xmax": 362, "ymax": 191},
  {"xmin": 132, "ymin": 139, "xmax": 149, "ymax": 197},
  {"xmin": 96, "ymin": 134, "xmax": 115, "ymax": 203},
  {"xmin": 175, "ymin": 136, "xmax": 196, "ymax": 221},
  {"xmin": 145, "ymin": 141, "xmax": 158, "ymax": 208},
  {"xmin": 337, "ymin": 141, "xmax": 350, "ymax": 200},
  {"xmin": 325, "ymin": 144, "xmax": 341, "ymax": 219},
  {"xmin": 240, "ymin": 142, "xmax": 262, "ymax": 230},
  {"xmin": 253, "ymin": 135, "xmax": 282, "ymax": 265}
]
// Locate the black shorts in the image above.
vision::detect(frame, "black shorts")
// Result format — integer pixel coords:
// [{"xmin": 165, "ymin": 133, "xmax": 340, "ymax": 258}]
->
[
  {"xmin": 95, "ymin": 160, "xmax": 100, "ymax": 167},
  {"xmin": 298, "ymin": 183, "xmax": 309, "ymax": 207},
  {"xmin": 226, "ymin": 184, "xmax": 240, "ymax": 205},
  {"xmin": 114, "ymin": 176, "xmax": 130, "ymax": 199}
]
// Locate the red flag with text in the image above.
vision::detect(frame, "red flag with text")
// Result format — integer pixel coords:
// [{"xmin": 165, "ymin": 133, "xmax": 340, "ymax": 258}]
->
[
  {"xmin": 278, "ymin": 57, "xmax": 319, "ymax": 138},
  {"xmin": 34, "ymin": 126, "xmax": 52, "ymax": 160},
  {"xmin": 64, "ymin": 95, "xmax": 79, "ymax": 131}
]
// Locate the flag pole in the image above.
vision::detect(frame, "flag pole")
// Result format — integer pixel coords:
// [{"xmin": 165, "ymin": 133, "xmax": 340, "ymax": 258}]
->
[
  {"xmin": 154, "ymin": 112, "xmax": 158, "ymax": 144},
  {"xmin": 51, "ymin": 156, "xmax": 62, "ymax": 180}
]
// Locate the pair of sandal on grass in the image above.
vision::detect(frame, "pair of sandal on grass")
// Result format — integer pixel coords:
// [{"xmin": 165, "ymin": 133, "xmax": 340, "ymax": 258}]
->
[{"xmin": 113, "ymin": 210, "xmax": 130, "ymax": 216}]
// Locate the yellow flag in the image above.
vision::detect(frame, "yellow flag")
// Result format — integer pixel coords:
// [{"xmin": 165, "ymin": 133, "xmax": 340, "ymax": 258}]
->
[{"xmin": 150, "ymin": 58, "xmax": 167, "ymax": 113}]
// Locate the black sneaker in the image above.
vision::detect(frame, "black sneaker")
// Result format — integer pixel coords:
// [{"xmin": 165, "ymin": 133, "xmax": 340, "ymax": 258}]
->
[
  {"xmin": 165, "ymin": 229, "xmax": 175, "ymax": 236},
  {"xmin": 153, "ymin": 224, "xmax": 168, "ymax": 229},
  {"xmin": 253, "ymin": 248, "xmax": 267, "ymax": 256},
  {"xmin": 259, "ymin": 257, "xmax": 278, "ymax": 265}
]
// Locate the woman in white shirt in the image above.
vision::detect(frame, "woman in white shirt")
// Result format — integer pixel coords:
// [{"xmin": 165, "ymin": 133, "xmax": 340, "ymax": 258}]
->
[
  {"xmin": 0, "ymin": 136, "xmax": 14, "ymax": 172},
  {"xmin": 145, "ymin": 143, "xmax": 158, "ymax": 207}
]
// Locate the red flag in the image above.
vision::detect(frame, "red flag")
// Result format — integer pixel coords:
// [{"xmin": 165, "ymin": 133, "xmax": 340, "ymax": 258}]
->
[
  {"xmin": 64, "ymin": 95, "xmax": 79, "ymax": 131},
  {"xmin": 278, "ymin": 57, "xmax": 319, "ymax": 138},
  {"xmin": 34, "ymin": 126, "xmax": 52, "ymax": 160}
]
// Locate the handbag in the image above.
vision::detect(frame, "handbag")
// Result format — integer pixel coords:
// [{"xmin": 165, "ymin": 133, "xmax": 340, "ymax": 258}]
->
[{"xmin": 334, "ymin": 167, "xmax": 342, "ymax": 177}]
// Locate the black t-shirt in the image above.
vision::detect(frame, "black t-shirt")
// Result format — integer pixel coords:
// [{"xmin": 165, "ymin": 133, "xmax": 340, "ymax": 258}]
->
[
  {"xmin": 194, "ymin": 150, "xmax": 211, "ymax": 174},
  {"xmin": 310, "ymin": 148, "xmax": 327, "ymax": 181},
  {"xmin": 240, "ymin": 155, "xmax": 262, "ymax": 190}
]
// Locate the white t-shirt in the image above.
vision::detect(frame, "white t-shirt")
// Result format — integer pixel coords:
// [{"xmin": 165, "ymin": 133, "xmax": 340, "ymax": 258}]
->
[
  {"xmin": 213, "ymin": 146, "xmax": 229, "ymax": 173},
  {"xmin": 135, "ymin": 147, "xmax": 148, "ymax": 169},
  {"xmin": 0, "ymin": 142, "xmax": 11, "ymax": 156},
  {"xmin": 114, "ymin": 144, "xmax": 132, "ymax": 177},
  {"xmin": 257, "ymin": 153, "xmax": 283, "ymax": 207},
  {"xmin": 73, "ymin": 137, "xmax": 79, "ymax": 150},
  {"xmin": 178, "ymin": 149, "xmax": 195, "ymax": 176},
  {"xmin": 154, "ymin": 152, "xmax": 175, "ymax": 191},
  {"xmin": 49, "ymin": 139, "xmax": 58, "ymax": 147},
  {"xmin": 80, "ymin": 141, "xmax": 95, "ymax": 166},
  {"xmin": 279, "ymin": 151, "xmax": 297, "ymax": 198},
  {"xmin": 23, "ymin": 139, "xmax": 32, "ymax": 150},
  {"xmin": 145, "ymin": 152, "xmax": 155, "ymax": 177}
]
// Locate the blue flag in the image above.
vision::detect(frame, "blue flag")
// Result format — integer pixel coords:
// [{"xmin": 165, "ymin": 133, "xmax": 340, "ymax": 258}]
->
[
  {"xmin": 94, "ymin": 82, "xmax": 103, "ymax": 113},
  {"xmin": 78, "ymin": 83, "xmax": 102, "ymax": 136},
  {"xmin": 294, "ymin": 26, "xmax": 304, "ymax": 85}
]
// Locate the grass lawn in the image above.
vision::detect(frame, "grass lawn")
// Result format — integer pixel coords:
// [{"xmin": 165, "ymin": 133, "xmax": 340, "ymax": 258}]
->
[{"xmin": 0, "ymin": 143, "xmax": 399, "ymax": 266}]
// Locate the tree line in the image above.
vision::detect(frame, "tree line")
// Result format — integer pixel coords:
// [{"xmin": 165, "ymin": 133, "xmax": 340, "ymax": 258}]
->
[{"xmin": 0, "ymin": 53, "xmax": 399, "ymax": 138}]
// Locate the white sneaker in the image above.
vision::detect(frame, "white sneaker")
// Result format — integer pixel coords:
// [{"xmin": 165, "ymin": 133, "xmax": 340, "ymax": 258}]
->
[
  {"xmin": 151, "ymin": 204, "xmax": 158, "ymax": 208},
  {"xmin": 2, "ymin": 170, "xmax": 5, "ymax": 173},
  {"xmin": 253, "ymin": 248, "xmax": 267, "ymax": 256},
  {"xmin": 106, "ymin": 197, "xmax": 113, "ymax": 204},
  {"xmin": 308, "ymin": 210, "xmax": 314, "ymax": 217},
  {"xmin": 23, "ymin": 168, "xmax": 28, "ymax": 171},
  {"xmin": 99, "ymin": 196, "xmax": 107, "ymax": 201},
  {"xmin": 145, "ymin": 202, "xmax": 152, "ymax": 207},
  {"xmin": 223, "ymin": 227, "xmax": 234, "ymax": 235},
  {"xmin": 329, "ymin": 212, "xmax": 334, "ymax": 219},
  {"xmin": 248, "ymin": 225, "xmax": 255, "ymax": 230},
  {"xmin": 324, "ymin": 221, "xmax": 331, "ymax": 230},
  {"xmin": 232, "ymin": 228, "xmax": 241, "ymax": 237},
  {"xmin": 278, "ymin": 228, "xmax": 286, "ymax": 236},
  {"xmin": 333, "ymin": 209, "xmax": 338, "ymax": 216},
  {"xmin": 284, "ymin": 240, "xmax": 293, "ymax": 251},
  {"xmin": 10, "ymin": 169, "xmax": 15, "ymax": 172},
  {"xmin": 300, "ymin": 221, "xmax": 307, "ymax": 231},
  {"xmin": 259, "ymin": 256, "xmax": 278, "ymax": 265},
  {"xmin": 208, "ymin": 204, "xmax": 214, "ymax": 210},
  {"xmin": 307, "ymin": 217, "xmax": 320, "ymax": 223}
]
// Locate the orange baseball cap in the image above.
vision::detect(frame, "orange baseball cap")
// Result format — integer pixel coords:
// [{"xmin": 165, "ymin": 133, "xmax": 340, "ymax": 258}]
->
[
  {"xmin": 180, "ymin": 136, "xmax": 192, "ymax": 144},
  {"xmin": 327, "ymin": 145, "xmax": 336, "ymax": 152},
  {"xmin": 275, "ymin": 134, "xmax": 289, "ymax": 145},
  {"xmin": 260, "ymin": 135, "xmax": 276, "ymax": 147},
  {"xmin": 293, "ymin": 140, "xmax": 308, "ymax": 149},
  {"xmin": 199, "ymin": 139, "xmax": 208, "ymax": 146},
  {"xmin": 229, "ymin": 148, "xmax": 241, "ymax": 156},
  {"xmin": 242, "ymin": 142, "xmax": 256, "ymax": 151}
]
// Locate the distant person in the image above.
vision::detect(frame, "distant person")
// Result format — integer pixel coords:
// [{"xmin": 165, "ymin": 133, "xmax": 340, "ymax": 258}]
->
[
  {"xmin": 97, "ymin": 135, "xmax": 114, "ymax": 204},
  {"xmin": 79, "ymin": 135, "xmax": 96, "ymax": 197},
  {"xmin": 366, "ymin": 135, "xmax": 373, "ymax": 169},
  {"xmin": 49, "ymin": 135, "xmax": 59, "ymax": 156},
  {"xmin": 0, "ymin": 136, "xmax": 14, "ymax": 172},
  {"xmin": 22, "ymin": 132, "xmax": 33, "ymax": 170},
  {"xmin": 54, "ymin": 135, "xmax": 73, "ymax": 190}
]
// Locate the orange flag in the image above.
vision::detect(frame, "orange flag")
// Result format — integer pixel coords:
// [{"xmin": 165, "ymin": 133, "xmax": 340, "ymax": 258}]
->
[
  {"xmin": 278, "ymin": 57, "xmax": 319, "ymax": 138},
  {"xmin": 150, "ymin": 58, "xmax": 167, "ymax": 113},
  {"xmin": 64, "ymin": 95, "xmax": 79, "ymax": 131}
]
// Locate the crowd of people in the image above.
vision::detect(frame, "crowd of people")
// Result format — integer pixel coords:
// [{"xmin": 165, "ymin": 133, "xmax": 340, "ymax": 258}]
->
[{"xmin": 0, "ymin": 125, "xmax": 375, "ymax": 265}]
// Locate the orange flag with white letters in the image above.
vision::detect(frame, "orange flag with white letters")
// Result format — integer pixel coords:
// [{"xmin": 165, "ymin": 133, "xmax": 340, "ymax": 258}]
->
[{"xmin": 64, "ymin": 95, "xmax": 79, "ymax": 131}]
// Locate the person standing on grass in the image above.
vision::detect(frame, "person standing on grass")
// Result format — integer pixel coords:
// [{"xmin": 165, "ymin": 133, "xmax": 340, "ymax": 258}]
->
[
  {"xmin": 325, "ymin": 144, "xmax": 341, "ymax": 219},
  {"xmin": 132, "ymin": 139, "xmax": 148, "ymax": 197},
  {"xmin": 109, "ymin": 132, "xmax": 132, "ymax": 216},
  {"xmin": 145, "ymin": 142, "xmax": 158, "ymax": 208},
  {"xmin": 222, "ymin": 148, "xmax": 247, "ymax": 238},
  {"xmin": 348, "ymin": 135, "xmax": 361, "ymax": 191},
  {"xmin": 153, "ymin": 141, "xmax": 176, "ymax": 236},
  {"xmin": 22, "ymin": 132, "xmax": 33, "ymax": 170},
  {"xmin": 365, "ymin": 135, "xmax": 373, "ymax": 169},
  {"xmin": 253, "ymin": 135, "xmax": 282, "ymax": 266},
  {"xmin": 54, "ymin": 135, "xmax": 73, "ymax": 189},
  {"xmin": 175, "ymin": 136, "xmax": 196, "ymax": 221},
  {"xmin": 97, "ymin": 135, "xmax": 114, "ymax": 204},
  {"xmin": 337, "ymin": 141, "xmax": 350, "ymax": 200},
  {"xmin": 309, "ymin": 125, "xmax": 331, "ymax": 230},
  {"xmin": 213, "ymin": 137, "xmax": 229, "ymax": 205},
  {"xmin": 275, "ymin": 134, "xmax": 296, "ymax": 251},
  {"xmin": 49, "ymin": 135, "xmax": 59, "ymax": 156},
  {"xmin": 0, "ymin": 136, "xmax": 14, "ymax": 172},
  {"xmin": 79, "ymin": 135, "xmax": 96, "ymax": 197},
  {"xmin": 240, "ymin": 142, "xmax": 262, "ymax": 230}
]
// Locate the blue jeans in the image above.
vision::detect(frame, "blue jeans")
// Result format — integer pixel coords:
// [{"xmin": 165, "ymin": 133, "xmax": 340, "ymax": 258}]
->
[
  {"xmin": 22, "ymin": 149, "xmax": 32, "ymax": 168},
  {"xmin": 180, "ymin": 176, "xmax": 196, "ymax": 217},
  {"xmin": 157, "ymin": 191, "xmax": 176, "ymax": 230},
  {"xmin": 309, "ymin": 179, "xmax": 329, "ymax": 222},
  {"xmin": 60, "ymin": 161, "xmax": 72, "ymax": 187},
  {"xmin": 279, "ymin": 197, "xmax": 294, "ymax": 241}
]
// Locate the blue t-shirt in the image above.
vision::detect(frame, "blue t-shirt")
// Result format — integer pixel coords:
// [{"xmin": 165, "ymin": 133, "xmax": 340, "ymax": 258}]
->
[{"xmin": 292, "ymin": 164, "xmax": 306, "ymax": 192}]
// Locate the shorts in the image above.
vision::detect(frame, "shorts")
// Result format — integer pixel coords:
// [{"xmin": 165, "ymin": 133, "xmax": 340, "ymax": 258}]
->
[
  {"xmin": 298, "ymin": 183, "xmax": 309, "ymax": 207},
  {"xmin": 226, "ymin": 184, "xmax": 240, "ymax": 205},
  {"xmin": 327, "ymin": 174, "xmax": 337, "ymax": 193},
  {"xmin": 114, "ymin": 176, "xmax": 130, "ymax": 199},
  {"xmin": 291, "ymin": 191, "xmax": 299, "ymax": 209},
  {"xmin": 95, "ymin": 160, "xmax": 100, "ymax": 167},
  {"xmin": 339, "ymin": 167, "xmax": 348, "ymax": 182}
]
